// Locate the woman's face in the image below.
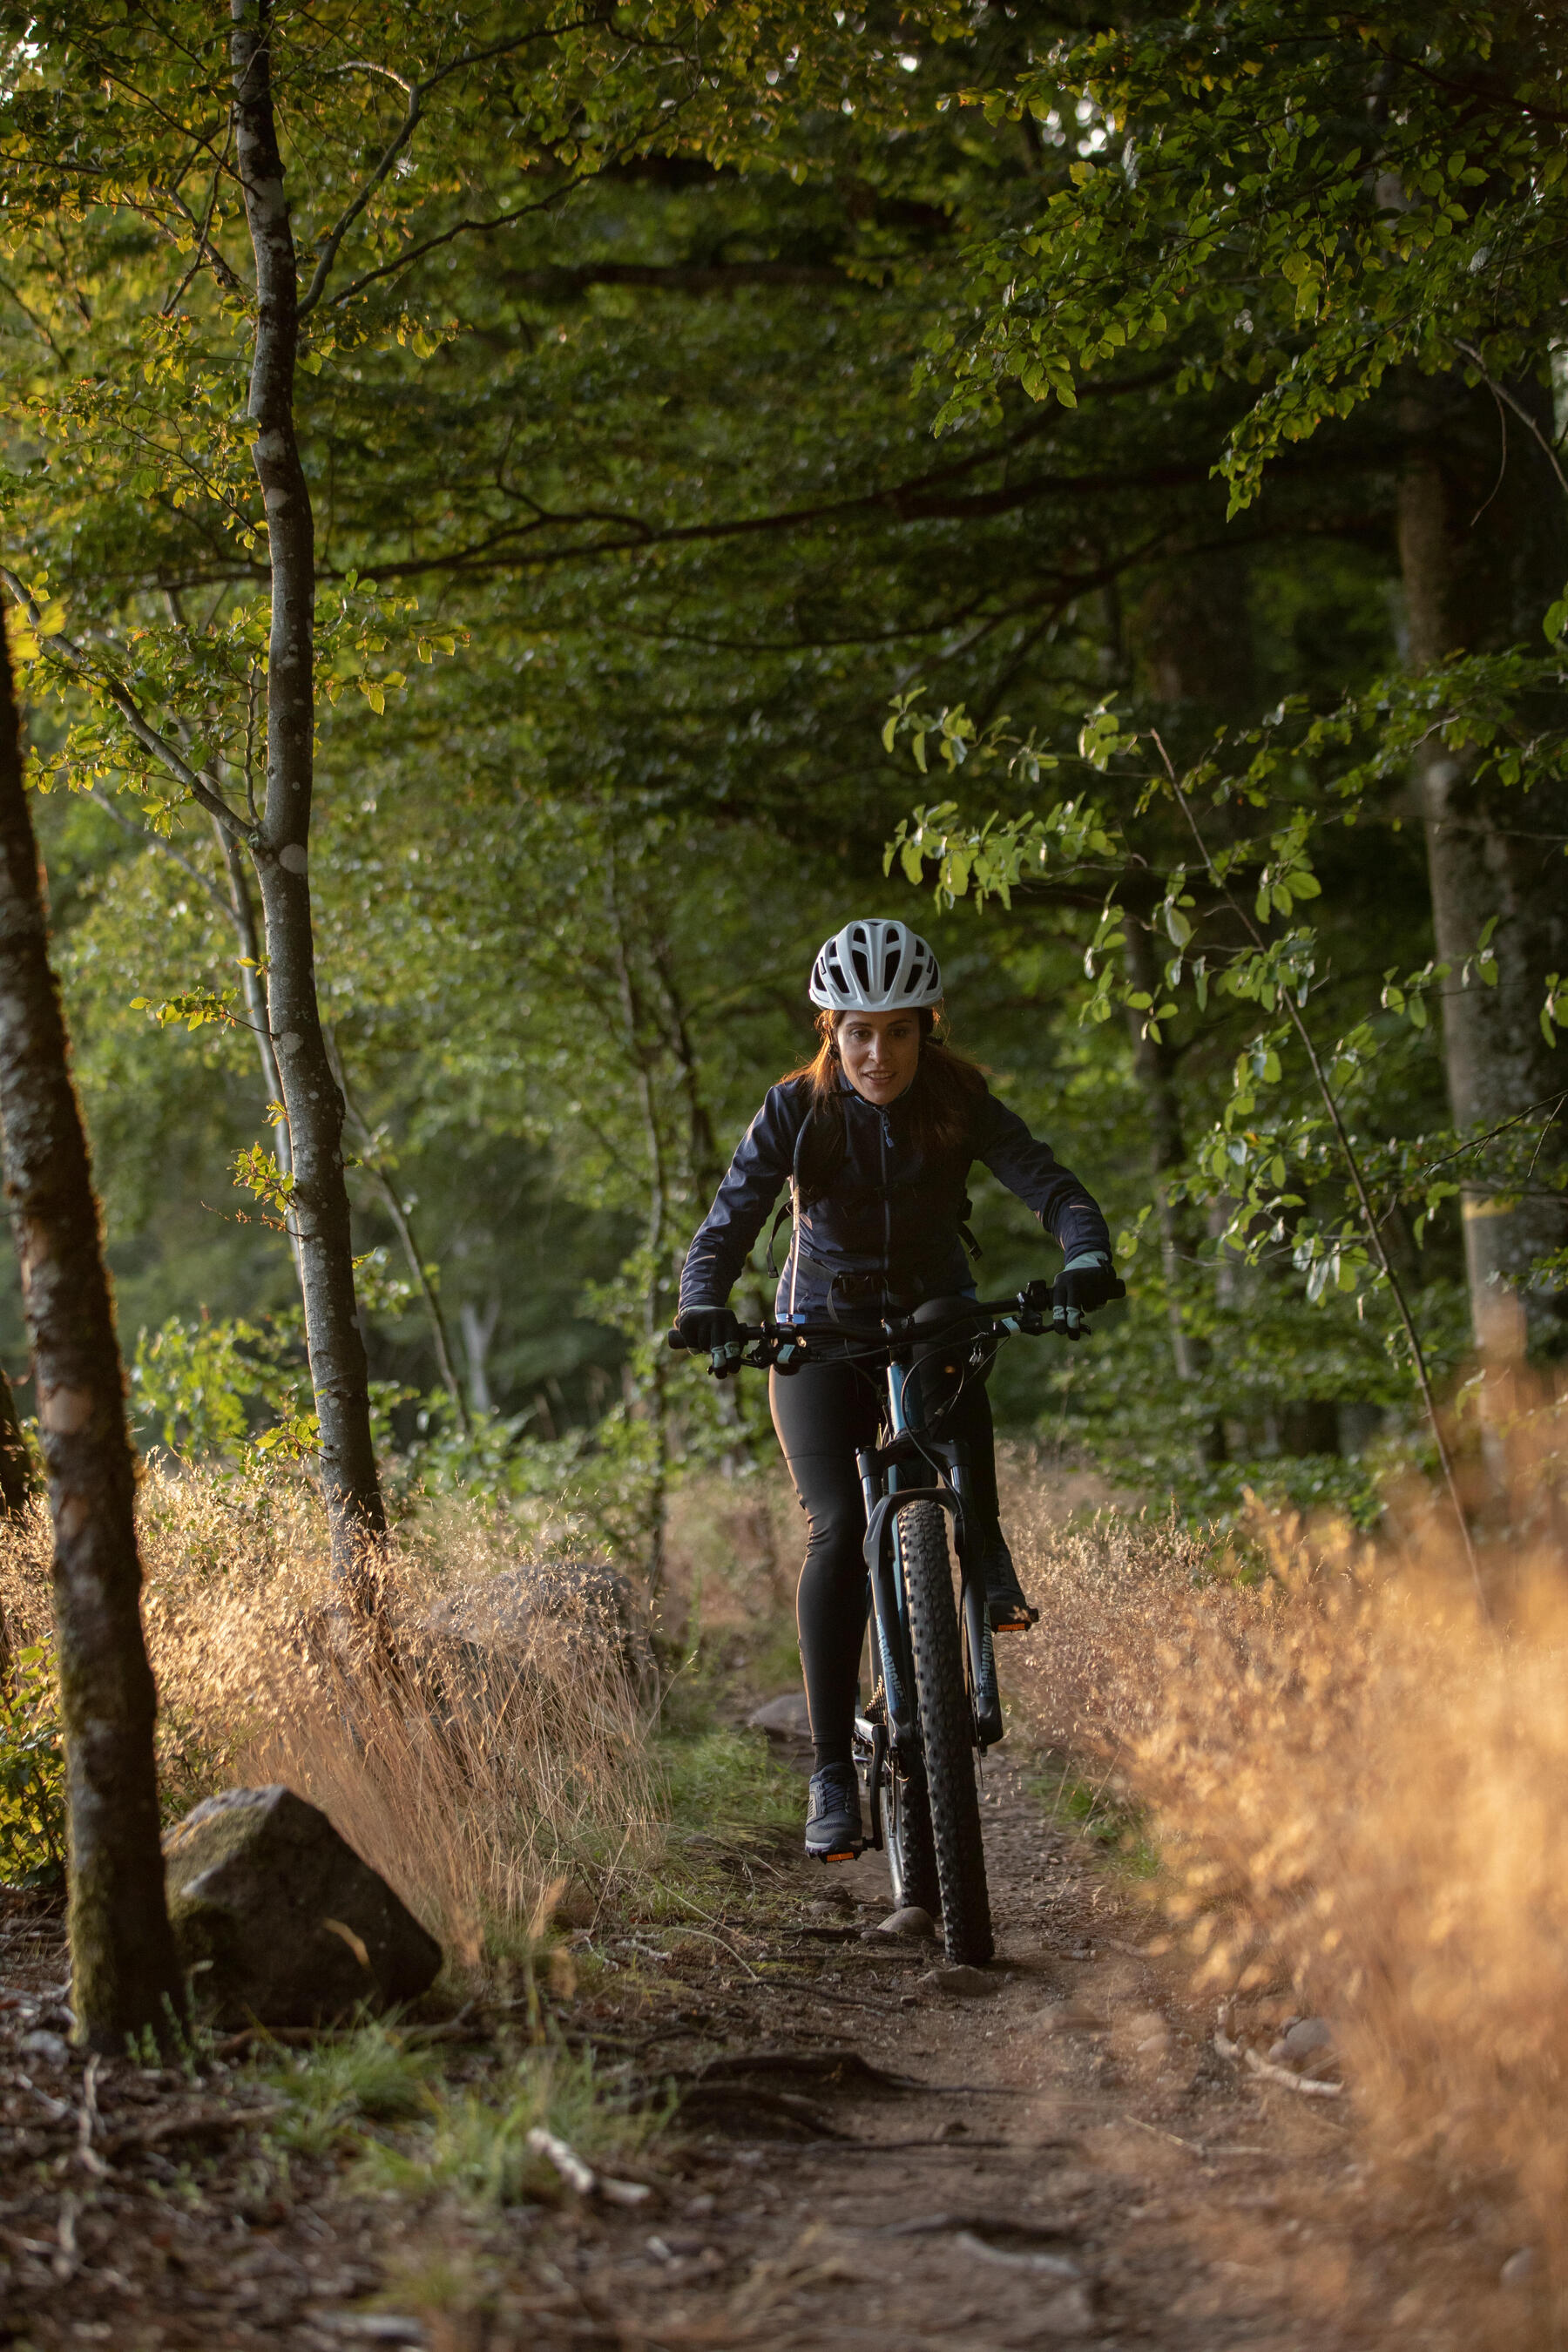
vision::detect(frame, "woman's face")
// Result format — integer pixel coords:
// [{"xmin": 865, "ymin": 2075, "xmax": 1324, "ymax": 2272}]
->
[{"xmin": 836, "ymin": 1009, "xmax": 923, "ymax": 1105}]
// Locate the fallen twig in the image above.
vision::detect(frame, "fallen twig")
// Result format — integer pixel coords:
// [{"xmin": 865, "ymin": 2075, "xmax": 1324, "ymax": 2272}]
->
[
  {"xmin": 524, "ymin": 2125, "xmax": 652, "ymax": 2207},
  {"xmin": 1213, "ymin": 2030, "xmax": 1342, "ymax": 2099},
  {"xmin": 75, "ymin": 2055, "xmax": 107, "ymax": 2180},
  {"xmin": 103, "ymin": 2099, "xmax": 287, "ymax": 2159}
]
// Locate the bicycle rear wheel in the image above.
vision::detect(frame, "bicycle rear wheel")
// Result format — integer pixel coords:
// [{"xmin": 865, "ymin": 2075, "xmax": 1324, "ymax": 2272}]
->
[{"xmin": 900, "ymin": 1500, "xmax": 994, "ymax": 1965}]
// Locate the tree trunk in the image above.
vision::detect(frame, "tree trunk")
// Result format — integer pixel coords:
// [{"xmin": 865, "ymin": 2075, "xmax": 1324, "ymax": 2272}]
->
[
  {"xmin": 604, "ymin": 841, "xmax": 669, "ymax": 1592},
  {"xmin": 232, "ymin": 0, "xmax": 386, "ymax": 1589},
  {"xmin": 1398, "ymin": 372, "xmax": 1568, "ymax": 1356},
  {"xmin": 0, "ymin": 618, "xmax": 183, "ymax": 2051},
  {"xmin": 1122, "ymin": 910, "xmax": 1226, "ymax": 1463},
  {"xmin": 0, "ymin": 1363, "xmax": 31, "ymax": 1520},
  {"xmin": 214, "ymin": 818, "xmax": 303, "ymax": 1286}
]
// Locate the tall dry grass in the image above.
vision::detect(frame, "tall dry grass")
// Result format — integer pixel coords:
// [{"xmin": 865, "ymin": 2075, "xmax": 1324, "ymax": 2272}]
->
[
  {"xmin": 0, "ymin": 1469, "xmax": 664, "ymax": 1973},
  {"xmin": 1004, "ymin": 1389, "xmax": 1568, "ymax": 2283}
]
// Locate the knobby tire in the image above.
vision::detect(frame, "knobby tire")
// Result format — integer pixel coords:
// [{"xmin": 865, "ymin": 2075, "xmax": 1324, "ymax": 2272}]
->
[
  {"xmin": 900, "ymin": 1499, "xmax": 994, "ymax": 1965},
  {"xmin": 887, "ymin": 1758, "xmax": 939, "ymax": 1916}
]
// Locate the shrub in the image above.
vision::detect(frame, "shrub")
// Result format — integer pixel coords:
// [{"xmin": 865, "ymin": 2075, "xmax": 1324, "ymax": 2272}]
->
[{"xmin": 0, "ymin": 1641, "xmax": 65, "ymax": 1891}]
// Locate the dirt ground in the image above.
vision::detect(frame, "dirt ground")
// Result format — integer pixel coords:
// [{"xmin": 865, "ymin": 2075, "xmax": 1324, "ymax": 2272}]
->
[{"xmin": 0, "ymin": 1734, "xmax": 1549, "ymax": 2351}]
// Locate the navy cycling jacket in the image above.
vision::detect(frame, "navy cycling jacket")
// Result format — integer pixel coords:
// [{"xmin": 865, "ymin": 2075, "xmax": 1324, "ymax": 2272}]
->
[{"xmin": 679, "ymin": 1071, "xmax": 1112, "ymax": 1320}]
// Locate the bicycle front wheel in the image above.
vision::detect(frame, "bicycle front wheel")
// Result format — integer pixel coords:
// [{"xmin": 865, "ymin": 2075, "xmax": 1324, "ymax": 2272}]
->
[{"xmin": 900, "ymin": 1500, "xmax": 994, "ymax": 1966}]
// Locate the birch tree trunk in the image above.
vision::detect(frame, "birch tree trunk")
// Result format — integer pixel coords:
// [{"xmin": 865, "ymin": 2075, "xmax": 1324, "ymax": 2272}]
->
[
  {"xmin": 231, "ymin": 0, "xmax": 386, "ymax": 1589},
  {"xmin": 1398, "ymin": 372, "xmax": 1568, "ymax": 1357},
  {"xmin": 0, "ymin": 618, "xmax": 183, "ymax": 2051}
]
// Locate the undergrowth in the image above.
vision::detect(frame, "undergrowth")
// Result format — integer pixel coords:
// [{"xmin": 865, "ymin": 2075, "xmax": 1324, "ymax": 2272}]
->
[
  {"xmin": 1004, "ymin": 1382, "xmax": 1568, "ymax": 2308},
  {"xmin": 259, "ymin": 2023, "xmax": 668, "ymax": 2209}
]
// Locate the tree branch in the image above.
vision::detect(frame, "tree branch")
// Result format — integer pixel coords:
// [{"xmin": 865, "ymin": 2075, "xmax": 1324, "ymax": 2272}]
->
[
  {"xmin": 0, "ymin": 571, "xmax": 252, "ymax": 842},
  {"xmin": 297, "ymin": 65, "xmax": 422, "ymax": 320},
  {"xmin": 1453, "ymin": 343, "xmax": 1568, "ymax": 501}
]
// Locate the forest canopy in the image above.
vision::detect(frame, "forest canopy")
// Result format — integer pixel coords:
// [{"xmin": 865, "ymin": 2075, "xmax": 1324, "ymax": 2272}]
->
[{"xmin": 0, "ymin": 0, "xmax": 1564, "ymax": 1538}]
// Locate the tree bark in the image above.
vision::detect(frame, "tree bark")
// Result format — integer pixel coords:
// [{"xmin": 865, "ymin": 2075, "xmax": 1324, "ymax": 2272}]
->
[
  {"xmin": 213, "ymin": 817, "xmax": 304, "ymax": 1288},
  {"xmin": 0, "ymin": 618, "xmax": 183, "ymax": 2051},
  {"xmin": 604, "ymin": 839, "xmax": 669, "ymax": 1592},
  {"xmin": 1122, "ymin": 911, "xmax": 1201, "ymax": 1382},
  {"xmin": 232, "ymin": 0, "xmax": 386, "ymax": 1588},
  {"xmin": 1398, "ymin": 371, "xmax": 1568, "ymax": 1356}
]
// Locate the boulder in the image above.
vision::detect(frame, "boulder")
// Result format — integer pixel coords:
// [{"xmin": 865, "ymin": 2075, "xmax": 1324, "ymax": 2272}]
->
[
  {"xmin": 163, "ymin": 1787, "xmax": 442, "ymax": 2027},
  {"xmin": 747, "ymin": 1690, "xmax": 812, "ymax": 1741},
  {"xmin": 416, "ymin": 1559, "xmax": 647, "ymax": 1681}
]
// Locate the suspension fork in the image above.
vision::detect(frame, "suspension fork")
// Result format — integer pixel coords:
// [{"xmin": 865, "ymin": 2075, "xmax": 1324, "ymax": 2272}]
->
[{"xmin": 859, "ymin": 1354, "xmax": 917, "ymax": 1749}]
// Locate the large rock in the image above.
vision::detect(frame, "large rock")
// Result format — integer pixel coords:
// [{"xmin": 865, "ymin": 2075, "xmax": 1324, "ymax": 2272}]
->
[
  {"xmin": 416, "ymin": 1559, "xmax": 647, "ymax": 1681},
  {"xmin": 747, "ymin": 1690, "xmax": 812, "ymax": 1741},
  {"xmin": 163, "ymin": 1787, "xmax": 443, "ymax": 2027}
]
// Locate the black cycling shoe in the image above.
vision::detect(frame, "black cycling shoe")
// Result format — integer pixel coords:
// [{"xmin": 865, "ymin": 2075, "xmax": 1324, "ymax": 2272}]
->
[
  {"xmin": 978, "ymin": 1532, "xmax": 1039, "ymax": 1633},
  {"xmin": 805, "ymin": 1764, "xmax": 863, "ymax": 1861}
]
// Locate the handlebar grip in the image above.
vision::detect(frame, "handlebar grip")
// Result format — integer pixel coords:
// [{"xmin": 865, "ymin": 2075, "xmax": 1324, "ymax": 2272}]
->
[{"xmin": 666, "ymin": 1328, "xmax": 688, "ymax": 1352}]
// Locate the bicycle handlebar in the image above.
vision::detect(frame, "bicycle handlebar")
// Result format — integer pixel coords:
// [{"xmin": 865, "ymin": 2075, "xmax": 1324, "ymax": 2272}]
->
[{"xmin": 666, "ymin": 1286, "xmax": 1072, "ymax": 1368}]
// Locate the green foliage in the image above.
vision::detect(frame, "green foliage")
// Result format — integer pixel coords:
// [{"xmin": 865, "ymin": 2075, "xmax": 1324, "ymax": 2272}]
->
[
  {"xmin": 883, "ymin": 679, "xmax": 1568, "ymax": 1353},
  {"xmin": 0, "ymin": 1646, "xmax": 67, "ymax": 1893},
  {"xmin": 656, "ymin": 1726, "xmax": 801, "ymax": 1852},
  {"xmin": 932, "ymin": 4, "xmax": 1568, "ymax": 508},
  {"xmin": 344, "ymin": 2042, "xmax": 666, "ymax": 2210},
  {"xmin": 2, "ymin": 0, "xmax": 1541, "ymax": 1544},
  {"xmin": 131, "ymin": 1313, "xmax": 315, "ymax": 1465}
]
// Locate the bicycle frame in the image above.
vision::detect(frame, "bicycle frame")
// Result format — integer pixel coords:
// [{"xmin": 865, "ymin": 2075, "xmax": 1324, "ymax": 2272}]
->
[
  {"xmin": 666, "ymin": 1286, "xmax": 1084, "ymax": 1876},
  {"xmin": 853, "ymin": 1346, "xmax": 1003, "ymax": 1858}
]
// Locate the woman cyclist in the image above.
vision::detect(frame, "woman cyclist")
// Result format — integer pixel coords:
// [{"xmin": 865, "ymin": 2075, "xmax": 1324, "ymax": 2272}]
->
[{"xmin": 676, "ymin": 919, "xmax": 1120, "ymax": 1862}]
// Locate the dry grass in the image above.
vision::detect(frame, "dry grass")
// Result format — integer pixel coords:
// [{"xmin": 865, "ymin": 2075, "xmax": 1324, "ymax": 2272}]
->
[
  {"xmin": 0, "ymin": 1468, "xmax": 664, "ymax": 1975},
  {"xmin": 1004, "ymin": 1385, "xmax": 1568, "ymax": 2290}
]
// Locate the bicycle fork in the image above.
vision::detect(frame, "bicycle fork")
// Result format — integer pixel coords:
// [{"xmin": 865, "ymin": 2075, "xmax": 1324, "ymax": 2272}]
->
[{"xmin": 855, "ymin": 1365, "xmax": 1003, "ymax": 1856}]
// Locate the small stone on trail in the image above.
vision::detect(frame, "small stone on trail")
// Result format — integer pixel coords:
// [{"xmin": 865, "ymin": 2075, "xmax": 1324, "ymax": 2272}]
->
[
  {"xmin": 747, "ymin": 1691, "xmax": 813, "ymax": 1740},
  {"xmin": 1034, "ymin": 2283, "xmax": 1096, "ymax": 2337},
  {"xmin": 1268, "ymin": 2015, "xmax": 1335, "ymax": 2068},
  {"xmin": 918, "ymin": 1963, "xmax": 1002, "ymax": 1997},
  {"xmin": 1501, "ymin": 2248, "xmax": 1537, "ymax": 2289},
  {"xmin": 865, "ymin": 1906, "xmax": 937, "ymax": 1942},
  {"xmin": 163, "ymin": 1785, "xmax": 443, "ymax": 2027}
]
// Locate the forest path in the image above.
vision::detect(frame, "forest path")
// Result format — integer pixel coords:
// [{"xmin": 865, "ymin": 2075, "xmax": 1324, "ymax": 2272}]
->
[
  {"xmin": 472, "ymin": 1741, "xmax": 1518, "ymax": 2352},
  {"xmin": 0, "ymin": 1742, "xmax": 1536, "ymax": 2349},
  {"xmin": 535, "ymin": 1751, "xmax": 1339, "ymax": 2352}
]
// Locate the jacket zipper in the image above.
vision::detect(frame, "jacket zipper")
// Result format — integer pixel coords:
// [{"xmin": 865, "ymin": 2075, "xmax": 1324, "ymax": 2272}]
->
[{"xmin": 880, "ymin": 1107, "xmax": 893, "ymax": 1284}]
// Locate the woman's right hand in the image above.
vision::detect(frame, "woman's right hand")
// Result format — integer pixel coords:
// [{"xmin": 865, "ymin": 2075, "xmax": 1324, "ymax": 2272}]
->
[{"xmin": 677, "ymin": 1306, "xmax": 741, "ymax": 1355}]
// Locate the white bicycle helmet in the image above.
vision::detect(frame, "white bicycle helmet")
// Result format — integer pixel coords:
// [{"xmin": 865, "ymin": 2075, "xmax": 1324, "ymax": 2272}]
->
[{"xmin": 808, "ymin": 919, "xmax": 943, "ymax": 1012}]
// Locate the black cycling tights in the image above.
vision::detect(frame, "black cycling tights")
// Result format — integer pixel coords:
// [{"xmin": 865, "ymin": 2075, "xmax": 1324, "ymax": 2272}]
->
[{"xmin": 768, "ymin": 1359, "xmax": 1001, "ymax": 1774}]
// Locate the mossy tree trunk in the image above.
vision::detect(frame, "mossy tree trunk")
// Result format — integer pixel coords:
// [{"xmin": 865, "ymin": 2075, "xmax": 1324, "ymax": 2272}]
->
[
  {"xmin": 0, "ymin": 617, "xmax": 183, "ymax": 2051},
  {"xmin": 1399, "ymin": 372, "xmax": 1568, "ymax": 1358}
]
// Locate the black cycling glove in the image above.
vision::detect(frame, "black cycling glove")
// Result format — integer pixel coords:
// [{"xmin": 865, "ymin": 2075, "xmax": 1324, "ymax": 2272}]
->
[
  {"xmin": 676, "ymin": 1305, "xmax": 744, "ymax": 1375},
  {"xmin": 1051, "ymin": 1251, "xmax": 1125, "ymax": 1340}
]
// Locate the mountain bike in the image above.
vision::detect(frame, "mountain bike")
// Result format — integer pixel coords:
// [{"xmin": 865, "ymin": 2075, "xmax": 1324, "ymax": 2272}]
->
[{"xmin": 670, "ymin": 1285, "xmax": 1089, "ymax": 1968}]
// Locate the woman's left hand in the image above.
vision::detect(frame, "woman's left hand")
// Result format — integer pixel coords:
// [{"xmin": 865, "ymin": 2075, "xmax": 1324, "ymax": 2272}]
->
[{"xmin": 1051, "ymin": 1252, "xmax": 1124, "ymax": 1337}]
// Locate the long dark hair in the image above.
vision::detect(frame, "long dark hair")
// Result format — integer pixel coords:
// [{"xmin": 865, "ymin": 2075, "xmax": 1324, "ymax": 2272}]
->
[{"xmin": 782, "ymin": 1007, "xmax": 987, "ymax": 1201}]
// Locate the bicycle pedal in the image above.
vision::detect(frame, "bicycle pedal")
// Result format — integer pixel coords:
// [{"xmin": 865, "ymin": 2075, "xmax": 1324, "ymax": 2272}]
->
[{"xmin": 811, "ymin": 1842, "xmax": 867, "ymax": 1863}]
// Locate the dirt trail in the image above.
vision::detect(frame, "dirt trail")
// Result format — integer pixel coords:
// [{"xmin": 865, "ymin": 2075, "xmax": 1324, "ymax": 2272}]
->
[
  {"xmin": 544, "ymin": 1753, "xmax": 1392, "ymax": 2352},
  {"xmin": 0, "ymin": 1747, "xmax": 1542, "ymax": 2350}
]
